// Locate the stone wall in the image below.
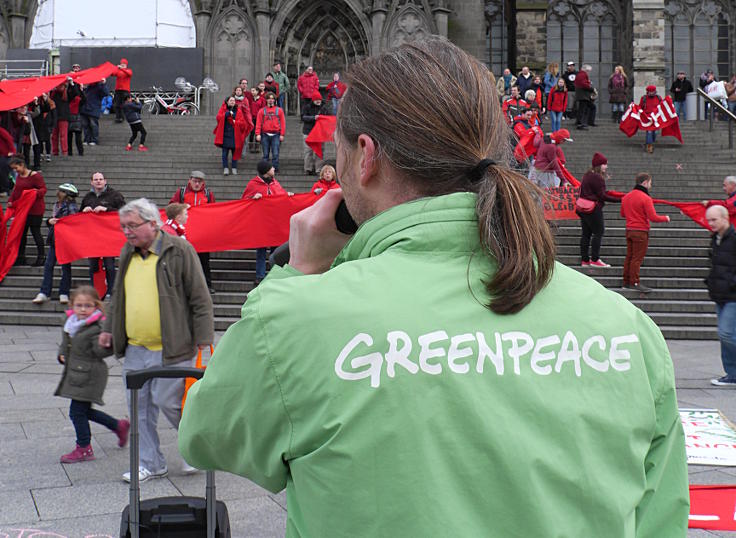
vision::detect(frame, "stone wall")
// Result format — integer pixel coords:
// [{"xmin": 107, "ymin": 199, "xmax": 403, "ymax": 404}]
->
[
  {"xmin": 631, "ymin": 0, "xmax": 665, "ymax": 101},
  {"xmin": 515, "ymin": 9, "xmax": 546, "ymax": 73},
  {"xmin": 447, "ymin": 0, "xmax": 486, "ymax": 63}
]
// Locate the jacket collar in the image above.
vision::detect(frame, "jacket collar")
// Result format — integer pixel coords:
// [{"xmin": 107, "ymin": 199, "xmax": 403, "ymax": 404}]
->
[
  {"xmin": 333, "ymin": 192, "xmax": 480, "ymax": 267},
  {"xmin": 135, "ymin": 231, "xmax": 164, "ymax": 257},
  {"xmin": 633, "ymin": 184, "xmax": 649, "ymax": 195}
]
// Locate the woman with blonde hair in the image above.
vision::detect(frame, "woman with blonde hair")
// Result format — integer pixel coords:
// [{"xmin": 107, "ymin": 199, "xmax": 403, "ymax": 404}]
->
[
  {"xmin": 543, "ymin": 62, "xmax": 559, "ymax": 97},
  {"xmin": 310, "ymin": 164, "xmax": 339, "ymax": 194},
  {"xmin": 608, "ymin": 65, "xmax": 629, "ymax": 123}
]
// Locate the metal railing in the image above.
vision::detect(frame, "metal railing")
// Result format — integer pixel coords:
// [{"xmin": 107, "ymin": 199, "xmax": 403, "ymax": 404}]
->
[
  {"xmin": 696, "ymin": 88, "xmax": 736, "ymax": 151},
  {"xmin": 0, "ymin": 59, "xmax": 49, "ymax": 79}
]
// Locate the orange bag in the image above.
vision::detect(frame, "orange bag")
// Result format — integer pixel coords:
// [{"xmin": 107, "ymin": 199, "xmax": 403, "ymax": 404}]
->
[{"xmin": 182, "ymin": 344, "xmax": 213, "ymax": 409}]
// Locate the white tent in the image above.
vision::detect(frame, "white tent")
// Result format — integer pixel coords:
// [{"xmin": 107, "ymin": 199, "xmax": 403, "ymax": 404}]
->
[{"xmin": 30, "ymin": 0, "xmax": 195, "ymax": 48}]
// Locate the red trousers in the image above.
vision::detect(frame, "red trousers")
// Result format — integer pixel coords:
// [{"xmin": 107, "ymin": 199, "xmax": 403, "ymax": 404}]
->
[
  {"xmin": 51, "ymin": 120, "xmax": 68, "ymax": 155},
  {"xmin": 623, "ymin": 229, "xmax": 649, "ymax": 285}
]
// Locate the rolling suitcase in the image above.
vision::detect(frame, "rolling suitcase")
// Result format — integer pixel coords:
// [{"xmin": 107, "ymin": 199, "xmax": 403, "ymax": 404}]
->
[{"xmin": 120, "ymin": 366, "xmax": 231, "ymax": 538}]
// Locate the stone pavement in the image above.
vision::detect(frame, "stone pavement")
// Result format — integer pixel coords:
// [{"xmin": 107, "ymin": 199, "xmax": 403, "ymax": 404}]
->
[{"xmin": 0, "ymin": 325, "xmax": 734, "ymax": 537}]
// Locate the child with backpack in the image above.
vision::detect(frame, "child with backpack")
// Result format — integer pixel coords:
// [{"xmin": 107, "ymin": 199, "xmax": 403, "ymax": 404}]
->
[
  {"xmin": 255, "ymin": 92, "xmax": 285, "ymax": 172},
  {"xmin": 55, "ymin": 285, "xmax": 130, "ymax": 463},
  {"xmin": 122, "ymin": 95, "xmax": 148, "ymax": 152}
]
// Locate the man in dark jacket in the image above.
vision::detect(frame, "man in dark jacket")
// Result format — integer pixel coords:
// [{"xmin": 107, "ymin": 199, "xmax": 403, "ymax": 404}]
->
[
  {"xmin": 81, "ymin": 79, "xmax": 109, "ymax": 145},
  {"xmin": 705, "ymin": 204, "xmax": 736, "ymax": 386},
  {"xmin": 301, "ymin": 90, "xmax": 330, "ymax": 174},
  {"xmin": 669, "ymin": 71, "xmax": 693, "ymax": 120},
  {"xmin": 562, "ymin": 61, "xmax": 577, "ymax": 119},
  {"xmin": 574, "ymin": 65, "xmax": 594, "ymax": 130},
  {"xmin": 80, "ymin": 172, "xmax": 125, "ymax": 297},
  {"xmin": 99, "ymin": 198, "xmax": 213, "ymax": 482}
]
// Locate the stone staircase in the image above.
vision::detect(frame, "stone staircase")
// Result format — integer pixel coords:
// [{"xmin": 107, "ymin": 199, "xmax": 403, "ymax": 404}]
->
[{"xmin": 0, "ymin": 113, "xmax": 734, "ymax": 338}]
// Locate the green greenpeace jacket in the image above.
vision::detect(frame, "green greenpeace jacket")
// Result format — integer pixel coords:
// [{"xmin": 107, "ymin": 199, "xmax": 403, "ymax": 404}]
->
[{"xmin": 179, "ymin": 192, "xmax": 688, "ymax": 538}]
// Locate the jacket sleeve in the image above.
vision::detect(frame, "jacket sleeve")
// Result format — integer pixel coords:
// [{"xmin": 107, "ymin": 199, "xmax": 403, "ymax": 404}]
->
[
  {"xmin": 58, "ymin": 329, "xmax": 69, "ymax": 359},
  {"xmin": 279, "ymin": 109, "xmax": 286, "ymax": 136},
  {"xmin": 255, "ymin": 109, "xmax": 262, "ymax": 135},
  {"xmin": 645, "ymin": 198, "xmax": 669, "ymax": 223},
  {"xmin": 89, "ymin": 324, "xmax": 113, "ymax": 359},
  {"xmin": 181, "ymin": 241, "xmax": 214, "ymax": 347},
  {"xmin": 178, "ymin": 294, "xmax": 291, "ymax": 493},
  {"xmin": 33, "ymin": 175, "xmax": 47, "ymax": 199},
  {"xmin": 634, "ymin": 313, "xmax": 689, "ymax": 537}
]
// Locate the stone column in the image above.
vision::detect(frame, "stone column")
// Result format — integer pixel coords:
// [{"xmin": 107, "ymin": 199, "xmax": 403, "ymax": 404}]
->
[
  {"xmin": 433, "ymin": 1, "xmax": 451, "ymax": 38},
  {"xmin": 254, "ymin": 1, "xmax": 271, "ymax": 78},
  {"xmin": 8, "ymin": 13, "xmax": 26, "ymax": 48},
  {"xmin": 632, "ymin": 0, "xmax": 666, "ymax": 102},
  {"xmin": 514, "ymin": 4, "xmax": 546, "ymax": 74},
  {"xmin": 371, "ymin": 0, "xmax": 388, "ymax": 55},
  {"xmin": 447, "ymin": 0, "xmax": 485, "ymax": 62},
  {"xmin": 192, "ymin": 10, "xmax": 211, "ymax": 49}
]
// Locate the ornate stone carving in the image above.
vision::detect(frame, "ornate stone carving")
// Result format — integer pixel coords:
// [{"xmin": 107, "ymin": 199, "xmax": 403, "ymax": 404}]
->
[
  {"xmin": 217, "ymin": 12, "xmax": 250, "ymax": 43},
  {"xmin": 484, "ymin": 1, "xmax": 501, "ymax": 21},
  {"xmin": 389, "ymin": 8, "xmax": 429, "ymax": 47}
]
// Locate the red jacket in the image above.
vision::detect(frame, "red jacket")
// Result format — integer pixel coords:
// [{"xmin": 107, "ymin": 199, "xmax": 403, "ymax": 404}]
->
[
  {"xmin": 326, "ymin": 81, "xmax": 347, "ymax": 100},
  {"xmin": 574, "ymin": 70, "xmax": 592, "ymax": 90},
  {"xmin": 502, "ymin": 98, "xmax": 528, "ymax": 124},
  {"xmin": 297, "ymin": 71, "xmax": 320, "ymax": 97},
  {"xmin": 213, "ymin": 103, "xmax": 252, "ymax": 160},
  {"xmin": 263, "ymin": 80, "xmax": 280, "ymax": 97},
  {"xmin": 249, "ymin": 95, "xmax": 265, "ymax": 119},
  {"xmin": 621, "ymin": 186, "xmax": 668, "ymax": 231},
  {"xmin": 255, "ymin": 106, "xmax": 286, "ymax": 136},
  {"xmin": 639, "ymin": 94, "xmax": 663, "ymax": 114},
  {"xmin": 170, "ymin": 184, "xmax": 215, "ymax": 206},
  {"xmin": 8, "ymin": 171, "xmax": 46, "ymax": 215},
  {"xmin": 310, "ymin": 178, "xmax": 340, "ymax": 194},
  {"xmin": 547, "ymin": 88, "xmax": 568, "ymax": 112},
  {"xmin": 242, "ymin": 176, "xmax": 287, "ymax": 198},
  {"xmin": 0, "ymin": 126, "xmax": 14, "ymax": 155},
  {"xmin": 114, "ymin": 67, "xmax": 132, "ymax": 91},
  {"xmin": 69, "ymin": 95, "xmax": 81, "ymax": 114},
  {"xmin": 161, "ymin": 220, "xmax": 186, "ymax": 238},
  {"xmin": 707, "ymin": 192, "xmax": 736, "ymax": 219}
]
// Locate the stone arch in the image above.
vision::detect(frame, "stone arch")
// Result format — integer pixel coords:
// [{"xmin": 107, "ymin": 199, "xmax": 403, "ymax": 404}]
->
[
  {"xmin": 383, "ymin": 1, "xmax": 436, "ymax": 50},
  {"xmin": 205, "ymin": 3, "xmax": 257, "ymax": 113}
]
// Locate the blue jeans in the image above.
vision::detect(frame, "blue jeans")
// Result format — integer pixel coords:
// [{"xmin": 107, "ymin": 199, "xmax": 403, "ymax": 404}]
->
[
  {"xmin": 255, "ymin": 247, "xmax": 275, "ymax": 280},
  {"xmin": 331, "ymin": 97, "xmax": 340, "ymax": 115},
  {"xmin": 88, "ymin": 257, "xmax": 116, "ymax": 297},
  {"xmin": 717, "ymin": 302, "xmax": 736, "ymax": 379},
  {"xmin": 41, "ymin": 242, "xmax": 71, "ymax": 297},
  {"xmin": 81, "ymin": 114, "xmax": 99, "ymax": 144},
  {"xmin": 645, "ymin": 130, "xmax": 657, "ymax": 144},
  {"xmin": 261, "ymin": 134, "xmax": 280, "ymax": 170},
  {"xmin": 611, "ymin": 103, "xmax": 625, "ymax": 113},
  {"xmin": 673, "ymin": 100, "xmax": 686, "ymax": 120},
  {"xmin": 222, "ymin": 147, "xmax": 238, "ymax": 170},
  {"xmin": 549, "ymin": 111, "xmax": 562, "ymax": 133},
  {"xmin": 69, "ymin": 399, "xmax": 119, "ymax": 446},
  {"xmin": 277, "ymin": 93, "xmax": 286, "ymax": 110}
]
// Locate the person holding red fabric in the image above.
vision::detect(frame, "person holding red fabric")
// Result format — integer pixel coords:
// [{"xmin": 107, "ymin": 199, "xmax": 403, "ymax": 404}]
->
[
  {"xmin": 242, "ymin": 160, "xmax": 293, "ymax": 285},
  {"xmin": 577, "ymin": 152, "xmax": 620, "ymax": 268},
  {"xmin": 255, "ymin": 93, "xmax": 286, "ymax": 172},
  {"xmin": 311, "ymin": 164, "xmax": 340, "ymax": 194},
  {"xmin": 512, "ymin": 108, "xmax": 534, "ymax": 139},
  {"xmin": 528, "ymin": 129, "xmax": 572, "ymax": 188},
  {"xmin": 301, "ymin": 90, "xmax": 329, "ymax": 175},
  {"xmin": 620, "ymin": 173, "xmax": 670, "ymax": 293},
  {"xmin": 640, "ymin": 85, "xmax": 662, "ymax": 154},
  {"xmin": 67, "ymin": 91, "xmax": 83, "ymax": 157},
  {"xmin": 703, "ymin": 176, "xmax": 736, "ymax": 220},
  {"xmin": 50, "ymin": 80, "xmax": 80, "ymax": 156},
  {"xmin": 502, "ymin": 86, "xmax": 528, "ymax": 125},
  {"xmin": 0, "ymin": 124, "xmax": 15, "ymax": 196},
  {"xmin": 7, "ymin": 155, "xmax": 47, "ymax": 266},
  {"xmin": 214, "ymin": 96, "xmax": 251, "ymax": 176},
  {"xmin": 547, "ymin": 78, "xmax": 568, "ymax": 133},
  {"xmin": 297, "ymin": 66, "xmax": 320, "ymax": 113},
  {"xmin": 326, "ymin": 72, "xmax": 347, "ymax": 115},
  {"xmin": 113, "ymin": 58, "xmax": 132, "ymax": 123}
]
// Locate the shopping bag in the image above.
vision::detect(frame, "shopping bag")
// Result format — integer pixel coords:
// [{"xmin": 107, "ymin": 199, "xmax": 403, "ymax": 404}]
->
[
  {"xmin": 182, "ymin": 344, "xmax": 213, "ymax": 409},
  {"xmin": 706, "ymin": 81, "xmax": 728, "ymax": 101}
]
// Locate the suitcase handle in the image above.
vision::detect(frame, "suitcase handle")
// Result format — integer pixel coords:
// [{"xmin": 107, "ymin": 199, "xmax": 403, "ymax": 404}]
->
[{"xmin": 125, "ymin": 366, "xmax": 204, "ymax": 390}]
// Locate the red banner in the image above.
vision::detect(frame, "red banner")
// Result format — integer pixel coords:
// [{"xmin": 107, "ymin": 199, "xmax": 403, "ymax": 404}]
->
[
  {"xmin": 55, "ymin": 193, "xmax": 321, "ymax": 264},
  {"xmin": 619, "ymin": 96, "xmax": 683, "ymax": 143},
  {"xmin": 690, "ymin": 485, "xmax": 736, "ymax": 530},
  {"xmin": 305, "ymin": 115, "xmax": 337, "ymax": 159},
  {"xmin": 0, "ymin": 62, "xmax": 116, "ymax": 111},
  {"xmin": 543, "ymin": 186, "xmax": 580, "ymax": 220},
  {"xmin": 0, "ymin": 190, "xmax": 38, "ymax": 281}
]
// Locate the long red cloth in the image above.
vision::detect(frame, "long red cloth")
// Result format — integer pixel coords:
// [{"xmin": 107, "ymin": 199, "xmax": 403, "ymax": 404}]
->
[
  {"xmin": 619, "ymin": 95, "xmax": 683, "ymax": 143},
  {"xmin": 305, "ymin": 116, "xmax": 337, "ymax": 159},
  {"xmin": 689, "ymin": 485, "xmax": 736, "ymax": 530},
  {"xmin": 0, "ymin": 62, "xmax": 116, "ymax": 111},
  {"xmin": 0, "ymin": 190, "xmax": 38, "ymax": 280},
  {"xmin": 55, "ymin": 193, "xmax": 320, "ymax": 264}
]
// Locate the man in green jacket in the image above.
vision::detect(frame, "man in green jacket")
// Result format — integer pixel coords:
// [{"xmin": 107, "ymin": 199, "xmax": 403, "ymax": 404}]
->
[
  {"xmin": 179, "ymin": 38, "xmax": 688, "ymax": 537},
  {"xmin": 101, "ymin": 198, "xmax": 213, "ymax": 484},
  {"xmin": 272, "ymin": 61, "xmax": 290, "ymax": 112}
]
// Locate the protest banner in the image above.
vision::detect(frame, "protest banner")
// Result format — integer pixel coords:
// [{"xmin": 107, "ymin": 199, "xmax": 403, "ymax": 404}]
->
[{"xmin": 680, "ymin": 408, "xmax": 736, "ymax": 466}]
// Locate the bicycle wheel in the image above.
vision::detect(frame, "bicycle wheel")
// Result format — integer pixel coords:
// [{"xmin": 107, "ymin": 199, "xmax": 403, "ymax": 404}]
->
[{"xmin": 178, "ymin": 102, "xmax": 199, "ymax": 116}]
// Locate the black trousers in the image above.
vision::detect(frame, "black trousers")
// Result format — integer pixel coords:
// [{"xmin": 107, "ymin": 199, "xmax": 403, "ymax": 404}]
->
[
  {"xmin": 128, "ymin": 123, "xmax": 147, "ymax": 145},
  {"xmin": 577, "ymin": 100, "xmax": 591, "ymax": 127},
  {"xmin": 19, "ymin": 214, "xmax": 44, "ymax": 262},
  {"xmin": 198, "ymin": 252, "xmax": 212, "ymax": 287},
  {"xmin": 579, "ymin": 207, "xmax": 605, "ymax": 262},
  {"xmin": 113, "ymin": 90, "xmax": 130, "ymax": 122},
  {"xmin": 68, "ymin": 129, "xmax": 83, "ymax": 155}
]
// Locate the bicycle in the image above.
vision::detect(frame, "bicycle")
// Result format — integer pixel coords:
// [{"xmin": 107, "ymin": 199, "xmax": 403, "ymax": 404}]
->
[{"xmin": 143, "ymin": 85, "xmax": 199, "ymax": 115}]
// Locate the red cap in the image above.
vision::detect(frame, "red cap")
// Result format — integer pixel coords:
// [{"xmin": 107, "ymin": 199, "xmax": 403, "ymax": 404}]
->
[
  {"xmin": 311, "ymin": 91, "xmax": 323, "ymax": 101},
  {"xmin": 120, "ymin": 58, "xmax": 128, "ymax": 65},
  {"xmin": 592, "ymin": 152, "xmax": 608, "ymax": 167},
  {"xmin": 646, "ymin": 84, "xmax": 656, "ymax": 93},
  {"xmin": 551, "ymin": 129, "xmax": 573, "ymax": 144}
]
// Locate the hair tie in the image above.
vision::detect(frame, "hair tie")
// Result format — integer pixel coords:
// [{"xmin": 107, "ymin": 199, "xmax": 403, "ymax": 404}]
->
[{"xmin": 467, "ymin": 158, "xmax": 496, "ymax": 182}]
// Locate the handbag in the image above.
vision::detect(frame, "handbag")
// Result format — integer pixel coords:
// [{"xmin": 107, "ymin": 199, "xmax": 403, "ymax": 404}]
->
[
  {"xmin": 182, "ymin": 344, "xmax": 213, "ymax": 409},
  {"xmin": 575, "ymin": 196, "xmax": 596, "ymax": 214}
]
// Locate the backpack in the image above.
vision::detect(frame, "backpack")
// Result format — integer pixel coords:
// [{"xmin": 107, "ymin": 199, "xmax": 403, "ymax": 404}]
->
[
  {"xmin": 178, "ymin": 186, "xmax": 212, "ymax": 204},
  {"xmin": 260, "ymin": 107, "xmax": 282, "ymax": 132}
]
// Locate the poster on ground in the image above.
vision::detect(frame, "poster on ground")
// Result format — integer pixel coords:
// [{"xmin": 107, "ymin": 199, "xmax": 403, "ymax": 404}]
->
[{"xmin": 680, "ymin": 408, "xmax": 736, "ymax": 466}]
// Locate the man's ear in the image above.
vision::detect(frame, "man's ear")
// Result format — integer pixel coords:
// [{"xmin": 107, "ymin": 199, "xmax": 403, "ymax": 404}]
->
[{"xmin": 357, "ymin": 134, "xmax": 379, "ymax": 188}]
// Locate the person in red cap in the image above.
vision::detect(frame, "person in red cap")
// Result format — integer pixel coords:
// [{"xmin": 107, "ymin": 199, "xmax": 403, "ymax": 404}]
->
[
  {"xmin": 113, "ymin": 58, "xmax": 132, "ymax": 124},
  {"xmin": 620, "ymin": 172, "xmax": 670, "ymax": 293},
  {"xmin": 300, "ymin": 90, "xmax": 330, "ymax": 175},
  {"xmin": 640, "ymin": 85, "xmax": 662, "ymax": 154},
  {"xmin": 577, "ymin": 152, "xmax": 620, "ymax": 267},
  {"xmin": 528, "ymin": 129, "xmax": 572, "ymax": 188}
]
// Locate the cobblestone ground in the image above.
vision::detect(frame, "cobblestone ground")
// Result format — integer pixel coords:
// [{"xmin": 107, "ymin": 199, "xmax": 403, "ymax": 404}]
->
[{"xmin": 0, "ymin": 326, "xmax": 733, "ymax": 536}]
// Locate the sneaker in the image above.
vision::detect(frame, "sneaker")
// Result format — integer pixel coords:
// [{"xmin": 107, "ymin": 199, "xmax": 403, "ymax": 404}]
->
[
  {"xmin": 83, "ymin": 141, "xmax": 89, "ymax": 145},
  {"xmin": 231, "ymin": 168, "xmax": 237, "ymax": 175},
  {"xmin": 60, "ymin": 444, "xmax": 95, "ymax": 463},
  {"xmin": 122, "ymin": 466, "xmax": 168, "ymax": 483},
  {"xmin": 589, "ymin": 259, "xmax": 611, "ymax": 268},
  {"xmin": 138, "ymin": 145, "xmax": 148, "ymax": 152},
  {"xmin": 59, "ymin": 294, "xmax": 69, "ymax": 304},
  {"xmin": 581, "ymin": 261, "xmax": 590, "ymax": 267},
  {"xmin": 711, "ymin": 376, "xmax": 736, "ymax": 387},
  {"xmin": 32, "ymin": 293, "xmax": 48, "ymax": 304},
  {"xmin": 181, "ymin": 461, "xmax": 198, "ymax": 475},
  {"xmin": 632, "ymin": 283, "xmax": 652, "ymax": 294},
  {"xmin": 89, "ymin": 142, "xmax": 97, "ymax": 146},
  {"xmin": 115, "ymin": 418, "xmax": 130, "ymax": 447},
  {"xmin": 45, "ymin": 155, "xmax": 51, "ymax": 162},
  {"xmin": 125, "ymin": 144, "xmax": 132, "ymax": 151},
  {"xmin": 223, "ymin": 168, "xmax": 230, "ymax": 176}
]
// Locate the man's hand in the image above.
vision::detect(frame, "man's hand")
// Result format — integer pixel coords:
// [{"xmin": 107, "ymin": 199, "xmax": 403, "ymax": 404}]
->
[
  {"xmin": 256, "ymin": 135, "xmax": 261, "ymax": 142},
  {"xmin": 93, "ymin": 206, "xmax": 107, "ymax": 213},
  {"xmin": 279, "ymin": 135, "xmax": 284, "ymax": 142},
  {"xmin": 665, "ymin": 215, "xmax": 671, "ymax": 222},
  {"xmin": 701, "ymin": 200, "xmax": 709, "ymax": 207},
  {"xmin": 287, "ymin": 192, "xmax": 294, "ymax": 196},
  {"xmin": 99, "ymin": 332, "xmax": 112, "ymax": 348},
  {"xmin": 83, "ymin": 206, "xmax": 93, "ymax": 213},
  {"xmin": 314, "ymin": 188, "xmax": 323, "ymax": 195},
  {"xmin": 252, "ymin": 193, "xmax": 263, "ymax": 200},
  {"xmin": 288, "ymin": 188, "xmax": 352, "ymax": 275},
  {"xmin": 49, "ymin": 218, "xmax": 58, "ymax": 225}
]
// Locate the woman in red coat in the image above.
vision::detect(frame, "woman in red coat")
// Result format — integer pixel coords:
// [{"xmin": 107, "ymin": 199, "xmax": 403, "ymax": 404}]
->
[
  {"xmin": 213, "ymin": 96, "xmax": 252, "ymax": 176},
  {"xmin": 7, "ymin": 155, "xmax": 47, "ymax": 266}
]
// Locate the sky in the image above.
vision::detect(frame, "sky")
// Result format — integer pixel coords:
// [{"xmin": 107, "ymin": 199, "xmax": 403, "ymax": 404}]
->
[{"xmin": 30, "ymin": 0, "xmax": 195, "ymax": 48}]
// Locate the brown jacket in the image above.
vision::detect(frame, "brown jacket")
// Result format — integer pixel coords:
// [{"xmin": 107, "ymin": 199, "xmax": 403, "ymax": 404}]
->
[{"xmin": 104, "ymin": 231, "xmax": 214, "ymax": 364}]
